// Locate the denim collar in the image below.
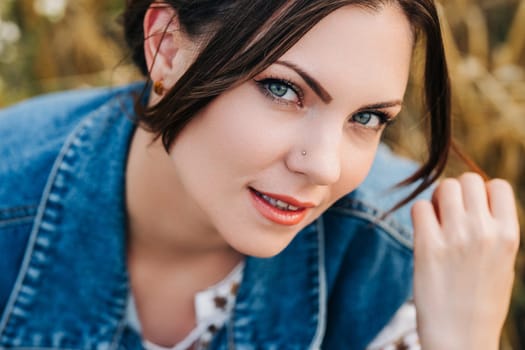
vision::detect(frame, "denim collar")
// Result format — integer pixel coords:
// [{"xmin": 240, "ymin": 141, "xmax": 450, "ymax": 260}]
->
[
  {"xmin": 223, "ymin": 219, "xmax": 326, "ymax": 349},
  {"xmin": 0, "ymin": 84, "xmax": 325, "ymax": 349},
  {"xmin": 0, "ymin": 85, "xmax": 138, "ymax": 348}
]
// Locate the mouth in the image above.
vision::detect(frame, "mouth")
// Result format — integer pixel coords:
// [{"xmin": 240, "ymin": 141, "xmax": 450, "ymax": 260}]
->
[{"xmin": 248, "ymin": 187, "xmax": 314, "ymax": 226}]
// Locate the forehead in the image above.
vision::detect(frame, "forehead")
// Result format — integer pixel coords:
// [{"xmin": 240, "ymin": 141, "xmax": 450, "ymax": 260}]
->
[{"xmin": 279, "ymin": 4, "xmax": 413, "ymax": 102}]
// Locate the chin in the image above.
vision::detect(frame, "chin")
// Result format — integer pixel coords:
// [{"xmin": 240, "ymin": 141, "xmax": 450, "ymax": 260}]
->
[
  {"xmin": 228, "ymin": 236, "xmax": 292, "ymax": 259},
  {"xmin": 244, "ymin": 248, "xmax": 286, "ymax": 259}
]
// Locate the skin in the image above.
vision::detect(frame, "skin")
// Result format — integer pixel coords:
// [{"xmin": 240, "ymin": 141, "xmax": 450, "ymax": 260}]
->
[
  {"xmin": 125, "ymin": 2, "xmax": 520, "ymax": 348},
  {"xmin": 412, "ymin": 173, "xmax": 519, "ymax": 349}
]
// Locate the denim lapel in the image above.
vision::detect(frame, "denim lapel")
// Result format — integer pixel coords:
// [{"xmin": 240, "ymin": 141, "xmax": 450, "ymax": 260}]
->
[
  {"xmin": 0, "ymin": 82, "xmax": 327, "ymax": 349},
  {"xmin": 215, "ymin": 220, "xmax": 326, "ymax": 350},
  {"xmin": 0, "ymin": 84, "xmax": 144, "ymax": 349}
]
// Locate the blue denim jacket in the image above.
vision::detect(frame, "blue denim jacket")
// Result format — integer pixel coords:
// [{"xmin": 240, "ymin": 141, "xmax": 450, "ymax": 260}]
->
[{"xmin": 0, "ymin": 83, "xmax": 427, "ymax": 349}]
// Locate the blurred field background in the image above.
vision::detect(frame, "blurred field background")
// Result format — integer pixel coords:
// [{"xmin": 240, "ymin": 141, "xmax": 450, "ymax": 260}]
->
[{"xmin": 0, "ymin": 0, "xmax": 524, "ymax": 348}]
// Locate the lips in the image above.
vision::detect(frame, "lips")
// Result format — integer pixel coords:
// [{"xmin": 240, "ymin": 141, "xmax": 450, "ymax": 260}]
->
[{"xmin": 248, "ymin": 187, "xmax": 314, "ymax": 226}]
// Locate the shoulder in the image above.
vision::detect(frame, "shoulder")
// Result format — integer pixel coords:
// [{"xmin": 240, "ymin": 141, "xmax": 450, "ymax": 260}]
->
[
  {"xmin": 325, "ymin": 143, "xmax": 432, "ymax": 249},
  {"xmin": 0, "ymin": 85, "xmax": 132, "ymax": 143},
  {"xmin": 319, "ymin": 145, "xmax": 432, "ymax": 347},
  {"xmin": 0, "ymin": 83, "xmax": 144, "ymax": 208},
  {"xmin": 319, "ymin": 145, "xmax": 425, "ymax": 287},
  {"xmin": 0, "ymin": 83, "xmax": 144, "ymax": 312}
]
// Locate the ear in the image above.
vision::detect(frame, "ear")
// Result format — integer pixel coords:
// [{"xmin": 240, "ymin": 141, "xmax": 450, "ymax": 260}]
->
[{"xmin": 143, "ymin": 4, "xmax": 182, "ymax": 83}]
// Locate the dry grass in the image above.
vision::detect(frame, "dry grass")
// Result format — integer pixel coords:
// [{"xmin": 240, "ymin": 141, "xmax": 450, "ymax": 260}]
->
[
  {"xmin": 387, "ymin": 1, "xmax": 525, "ymax": 347},
  {"xmin": 441, "ymin": 2, "xmax": 525, "ymax": 347},
  {"xmin": 0, "ymin": 0, "xmax": 140, "ymax": 105},
  {"xmin": 1, "ymin": 0, "xmax": 524, "ymax": 347}
]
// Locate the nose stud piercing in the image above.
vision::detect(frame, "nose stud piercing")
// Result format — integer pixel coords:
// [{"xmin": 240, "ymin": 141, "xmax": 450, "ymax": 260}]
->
[
  {"xmin": 301, "ymin": 150, "xmax": 307, "ymax": 156},
  {"xmin": 153, "ymin": 80, "xmax": 165, "ymax": 95}
]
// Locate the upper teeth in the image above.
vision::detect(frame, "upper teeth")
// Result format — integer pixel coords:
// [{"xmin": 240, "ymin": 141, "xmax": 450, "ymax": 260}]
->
[{"xmin": 261, "ymin": 193, "xmax": 300, "ymax": 211}]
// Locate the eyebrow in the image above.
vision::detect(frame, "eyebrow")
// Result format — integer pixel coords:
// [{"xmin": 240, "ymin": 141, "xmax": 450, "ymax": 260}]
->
[
  {"xmin": 275, "ymin": 60, "xmax": 333, "ymax": 103},
  {"xmin": 274, "ymin": 60, "xmax": 403, "ymax": 111},
  {"xmin": 356, "ymin": 101, "xmax": 403, "ymax": 112}
]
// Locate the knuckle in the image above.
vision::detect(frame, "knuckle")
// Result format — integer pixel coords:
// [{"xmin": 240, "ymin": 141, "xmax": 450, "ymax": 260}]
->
[
  {"xmin": 442, "ymin": 221, "xmax": 469, "ymax": 247},
  {"xmin": 428, "ymin": 240, "xmax": 447, "ymax": 260},
  {"xmin": 469, "ymin": 219, "xmax": 498, "ymax": 245},
  {"xmin": 487, "ymin": 178, "xmax": 513, "ymax": 193},
  {"xmin": 434, "ymin": 178, "xmax": 460, "ymax": 199},
  {"xmin": 449, "ymin": 219, "xmax": 494, "ymax": 251},
  {"xmin": 449, "ymin": 231, "xmax": 468, "ymax": 249},
  {"xmin": 476, "ymin": 229, "xmax": 498, "ymax": 249},
  {"xmin": 500, "ymin": 227, "xmax": 520, "ymax": 253},
  {"xmin": 433, "ymin": 216, "xmax": 520, "ymax": 261},
  {"xmin": 468, "ymin": 219, "xmax": 519, "ymax": 254},
  {"xmin": 411, "ymin": 199, "xmax": 431, "ymax": 215},
  {"xmin": 417, "ymin": 236, "xmax": 446, "ymax": 260},
  {"xmin": 439, "ymin": 177, "xmax": 460, "ymax": 189},
  {"xmin": 459, "ymin": 172, "xmax": 485, "ymax": 185},
  {"xmin": 502, "ymin": 236, "xmax": 520, "ymax": 254}
]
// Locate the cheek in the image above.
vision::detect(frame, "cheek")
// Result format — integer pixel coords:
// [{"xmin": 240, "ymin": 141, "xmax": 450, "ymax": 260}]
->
[
  {"xmin": 170, "ymin": 86, "xmax": 286, "ymax": 177},
  {"xmin": 196, "ymin": 89, "xmax": 292, "ymax": 165},
  {"xmin": 334, "ymin": 145, "xmax": 379, "ymax": 197}
]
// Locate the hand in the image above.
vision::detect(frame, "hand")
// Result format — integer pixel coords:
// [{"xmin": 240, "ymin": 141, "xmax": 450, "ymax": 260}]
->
[{"xmin": 411, "ymin": 173, "xmax": 520, "ymax": 350}]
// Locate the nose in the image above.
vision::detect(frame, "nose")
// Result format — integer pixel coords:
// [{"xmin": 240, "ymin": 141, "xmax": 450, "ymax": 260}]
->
[{"xmin": 286, "ymin": 124, "xmax": 342, "ymax": 185}]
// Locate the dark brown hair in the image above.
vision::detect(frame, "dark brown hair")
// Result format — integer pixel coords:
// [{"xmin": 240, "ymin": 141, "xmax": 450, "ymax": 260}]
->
[{"xmin": 123, "ymin": 0, "xmax": 450, "ymax": 210}]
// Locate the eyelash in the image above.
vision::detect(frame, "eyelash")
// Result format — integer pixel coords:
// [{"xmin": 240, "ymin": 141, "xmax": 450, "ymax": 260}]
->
[
  {"xmin": 254, "ymin": 77, "xmax": 305, "ymax": 108},
  {"xmin": 351, "ymin": 110, "xmax": 394, "ymax": 131},
  {"xmin": 254, "ymin": 76, "xmax": 395, "ymax": 130}
]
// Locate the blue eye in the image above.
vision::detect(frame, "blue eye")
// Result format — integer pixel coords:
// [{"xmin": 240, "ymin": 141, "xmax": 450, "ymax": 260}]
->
[
  {"xmin": 351, "ymin": 111, "xmax": 390, "ymax": 129},
  {"xmin": 268, "ymin": 82, "xmax": 289, "ymax": 97},
  {"xmin": 255, "ymin": 78, "xmax": 303, "ymax": 107}
]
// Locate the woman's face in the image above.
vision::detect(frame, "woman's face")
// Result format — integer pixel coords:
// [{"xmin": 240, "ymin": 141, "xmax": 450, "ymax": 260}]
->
[{"xmin": 168, "ymin": 4, "xmax": 413, "ymax": 257}]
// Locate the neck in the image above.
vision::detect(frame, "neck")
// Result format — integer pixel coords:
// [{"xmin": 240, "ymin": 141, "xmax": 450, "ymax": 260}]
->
[{"xmin": 125, "ymin": 126, "xmax": 236, "ymax": 261}]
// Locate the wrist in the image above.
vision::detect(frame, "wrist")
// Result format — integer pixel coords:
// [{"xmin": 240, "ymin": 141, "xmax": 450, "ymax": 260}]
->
[
  {"xmin": 418, "ymin": 324, "xmax": 500, "ymax": 350},
  {"xmin": 421, "ymin": 338, "xmax": 499, "ymax": 350}
]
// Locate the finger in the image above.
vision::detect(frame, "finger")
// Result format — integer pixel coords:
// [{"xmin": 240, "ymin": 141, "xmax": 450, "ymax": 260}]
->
[
  {"xmin": 459, "ymin": 172, "xmax": 490, "ymax": 214},
  {"xmin": 431, "ymin": 178, "xmax": 464, "ymax": 225},
  {"xmin": 411, "ymin": 199, "xmax": 441, "ymax": 245},
  {"xmin": 487, "ymin": 179, "xmax": 520, "ymax": 255},
  {"xmin": 487, "ymin": 179, "xmax": 518, "ymax": 224}
]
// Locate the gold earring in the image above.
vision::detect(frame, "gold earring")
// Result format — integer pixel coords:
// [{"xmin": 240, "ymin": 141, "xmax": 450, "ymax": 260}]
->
[{"xmin": 153, "ymin": 80, "xmax": 165, "ymax": 95}]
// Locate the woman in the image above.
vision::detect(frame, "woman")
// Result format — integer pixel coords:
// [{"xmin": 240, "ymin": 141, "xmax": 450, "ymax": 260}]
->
[{"xmin": 0, "ymin": 0, "xmax": 519, "ymax": 349}]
